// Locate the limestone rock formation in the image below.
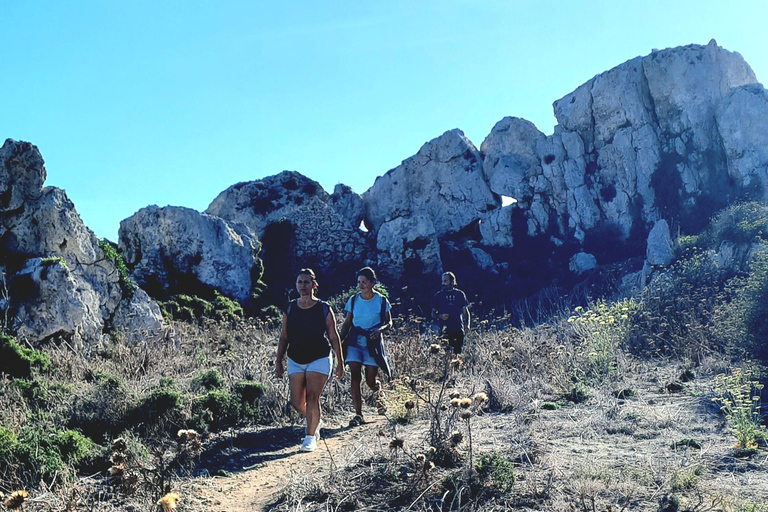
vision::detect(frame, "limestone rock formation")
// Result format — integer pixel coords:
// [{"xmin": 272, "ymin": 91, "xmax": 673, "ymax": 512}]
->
[
  {"xmin": 363, "ymin": 129, "xmax": 497, "ymax": 279},
  {"xmin": 646, "ymin": 219, "xmax": 674, "ymax": 267},
  {"xmin": 0, "ymin": 139, "xmax": 165, "ymax": 346},
  {"xmin": 205, "ymin": 171, "xmax": 371, "ymax": 296},
  {"xmin": 118, "ymin": 206, "xmax": 261, "ymax": 303}
]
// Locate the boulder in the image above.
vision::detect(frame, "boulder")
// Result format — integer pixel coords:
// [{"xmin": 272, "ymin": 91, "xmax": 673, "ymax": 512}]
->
[
  {"xmin": 646, "ymin": 219, "xmax": 674, "ymax": 267},
  {"xmin": 119, "ymin": 205, "xmax": 260, "ymax": 302},
  {"xmin": 0, "ymin": 140, "xmax": 165, "ymax": 346},
  {"xmin": 569, "ymin": 252, "xmax": 597, "ymax": 274}
]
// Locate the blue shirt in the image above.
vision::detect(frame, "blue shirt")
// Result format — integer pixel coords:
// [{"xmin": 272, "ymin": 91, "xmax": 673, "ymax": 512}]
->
[{"xmin": 345, "ymin": 293, "xmax": 391, "ymax": 348}]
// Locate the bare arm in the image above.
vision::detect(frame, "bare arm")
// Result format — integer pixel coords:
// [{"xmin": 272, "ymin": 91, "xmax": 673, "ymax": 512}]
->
[
  {"xmin": 463, "ymin": 306, "xmax": 471, "ymax": 331},
  {"xmin": 275, "ymin": 313, "xmax": 289, "ymax": 379},
  {"xmin": 326, "ymin": 307, "xmax": 345, "ymax": 379}
]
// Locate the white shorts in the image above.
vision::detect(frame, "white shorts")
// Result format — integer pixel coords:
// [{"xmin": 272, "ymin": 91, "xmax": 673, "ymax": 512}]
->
[{"xmin": 287, "ymin": 353, "xmax": 332, "ymax": 376}]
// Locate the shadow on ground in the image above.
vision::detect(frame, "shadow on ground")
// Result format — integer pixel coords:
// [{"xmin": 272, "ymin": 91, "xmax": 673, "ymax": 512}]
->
[{"xmin": 195, "ymin": 425, "xmax": 347, "ymax": 476}]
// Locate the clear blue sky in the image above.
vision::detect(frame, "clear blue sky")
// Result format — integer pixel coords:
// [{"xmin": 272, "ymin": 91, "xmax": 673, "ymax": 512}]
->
[{"xmin": 2, "ymin": 1, "xmax": 766, "ymax": 241}]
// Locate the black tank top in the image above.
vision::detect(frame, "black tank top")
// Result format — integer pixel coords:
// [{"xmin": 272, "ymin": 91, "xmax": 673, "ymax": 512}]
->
[{"xmin": 285, "ymin": 300, "xmax": 331, "ymax": 364}]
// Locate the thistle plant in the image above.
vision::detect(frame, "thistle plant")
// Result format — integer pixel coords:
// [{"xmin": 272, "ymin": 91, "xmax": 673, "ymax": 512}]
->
[{"xmin": 712, "ymin": 368, "xmax": 767, "ymax": 452}]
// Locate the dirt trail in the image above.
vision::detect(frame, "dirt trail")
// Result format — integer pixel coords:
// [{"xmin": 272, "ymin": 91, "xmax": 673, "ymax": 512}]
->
[{"xmin": 197, "ymin": 417, "xmax": 386, "ymax": 512}]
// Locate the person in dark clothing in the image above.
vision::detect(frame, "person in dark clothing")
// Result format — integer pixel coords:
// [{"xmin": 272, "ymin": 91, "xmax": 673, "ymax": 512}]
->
[
  {"xmin": 431, "ymin": 271, "xmax": 471, "ymax": 354},
  {"xmin": 276, "ymin": 268, "xmax": 344, "ymax": 452}
]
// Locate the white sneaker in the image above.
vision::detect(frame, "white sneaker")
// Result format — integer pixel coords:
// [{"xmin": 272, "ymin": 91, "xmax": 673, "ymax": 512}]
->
[{"xmin": 300, "ymin": 435, "xmax": 317, "ymax": 452}]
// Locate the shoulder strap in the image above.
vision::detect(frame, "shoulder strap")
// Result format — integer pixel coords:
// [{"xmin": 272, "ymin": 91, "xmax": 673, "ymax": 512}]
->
[
  {"xmin": 350, "ymin": 293, "xmax": 358, "ymax": 316},
  {"xmin": 286, "ymin": 300, "xmax": 294, "ymax": 316},
  {"xmin": 379, "ymin": 294, "xmax": 387, "ymax": 324}
]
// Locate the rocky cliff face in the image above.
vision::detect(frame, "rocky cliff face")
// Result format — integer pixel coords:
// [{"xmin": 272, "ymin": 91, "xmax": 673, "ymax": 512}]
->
[
  {"xmin": 118, "ymin": 205, "xmax": 262, "ymax": 303},
  {"xmin": 0, "ymin": 139, "xmax": 165, "ymax": 346},
  {"xmin": 188, "ymin": 40, "xmax": 768, "ymax": 304},
  {"xmin": 7, "ymin": 40, "xmax": 765, "ymax": 329}
]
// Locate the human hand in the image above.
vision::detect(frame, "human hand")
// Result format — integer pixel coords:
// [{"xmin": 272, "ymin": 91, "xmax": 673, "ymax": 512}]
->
[
  {"xmin": 366, "ymin": 328, "xmax": 382, "ymax": 341},
  {"xmin": 335, "ymin": 362, "xmax": 345, "ymax": 380},
  {"xmin": 275, "ymin": 360, "xmax": 285, "ymax": 379}
]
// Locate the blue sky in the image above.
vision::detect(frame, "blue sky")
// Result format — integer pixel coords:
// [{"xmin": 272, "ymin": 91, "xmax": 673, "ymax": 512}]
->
[{"xmin": 2, "ymin": 1, "xmax": 766, "ymax": 240}]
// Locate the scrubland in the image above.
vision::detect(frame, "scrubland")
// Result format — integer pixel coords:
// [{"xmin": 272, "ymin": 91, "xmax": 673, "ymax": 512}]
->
[{"xmin": 1, "ymin": 202, "xmax": 768, "ymax": 511}]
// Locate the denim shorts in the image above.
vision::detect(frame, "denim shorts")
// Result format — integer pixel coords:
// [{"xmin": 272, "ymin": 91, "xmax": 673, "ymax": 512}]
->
[
  {"xmin": 287, "ymin": 353, "xmax": 332, "ymax": 376},
  {"xmin": 345, "ymin": 336, "xmax": 377, "ymax": 366}
]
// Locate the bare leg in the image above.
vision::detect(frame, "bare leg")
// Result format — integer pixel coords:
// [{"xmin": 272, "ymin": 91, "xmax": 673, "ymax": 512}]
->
[
  {"xmin": 305, "ymin": 371, "xmax": 329, "ymax": 436},
  {"xmin": 365, "ymin": 366, "xmax": 380, "ymax": 392},
  {"xmin": 349, "ymin": 361, "xmax": 364, "ymax": 416},
  {"xmin": 289, "ymin": 373, "xmax": 307, "ymax": 416}
]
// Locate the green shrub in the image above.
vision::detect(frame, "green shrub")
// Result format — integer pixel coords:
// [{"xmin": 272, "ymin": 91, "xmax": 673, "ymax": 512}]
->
[
  {"xmin": 193, "ymin": 389, "xmax": 237, "ymax": 431},
  {"xmin": 0, "ymin": 333, "xmax": 51, "ymax": 379},
  {"xmin": 475, "ymin": 451, "xmax": 516, "ymax": 492},
  {"xmin": 132, "ymin": 378, "xmax": 183, "ymax": 432},
  {"xmin": 629, "ymin": 250, "xmax": 732, "ymax": 358},
  {"xmin": 98, "ymin": 239, "xmax": 135, "ymax": 297},
  {"xmin": 160, "ymin": 292, "xmax": 243, "ymax": 323},
  {"xmin": 722, "ymin": 250, "xmax": 768, "ymax": 361},
  {"xmin": 69, "ymin": 372, "xmax": 130, "ymax": 440},
  {"xmin": 233, "ymin": 380, "xmax": 265, "ymax": 423},
  {"xmin": 12, "ymin": 378, "xmax": 49, "ymax": 408},
  {"xmin": 193, "ymin": 369, "xmax": 226, "ymax": 391},
  {"xmin": 707, "ymin": 201, "xmax": 768, "ymax": 247}
]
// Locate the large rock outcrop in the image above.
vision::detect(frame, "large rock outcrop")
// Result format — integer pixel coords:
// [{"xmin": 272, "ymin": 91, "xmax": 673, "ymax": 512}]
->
[
  {"xmin": 0, "ymin": 139, "xmax": 165, "ymax": 346},
  {"xmin": 364, "ymin": 129, "xmax": 498, "ymax": 279},
  {"xmin": 118, "ymin": 206, "xmax": 262, "ymax": 302},
  {"xmin": 205, "ymin": 171, "xmax": 371, "ymax": 296}
]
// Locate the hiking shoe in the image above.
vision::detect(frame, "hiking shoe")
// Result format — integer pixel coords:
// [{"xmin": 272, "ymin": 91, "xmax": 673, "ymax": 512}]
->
[
  {"xmin": 349, "ymin": 414, "xmax": 365, "ymax": 427},
  {"xmin": 300, "ymin": 435, "xmax": 317, "ymax": 452}
]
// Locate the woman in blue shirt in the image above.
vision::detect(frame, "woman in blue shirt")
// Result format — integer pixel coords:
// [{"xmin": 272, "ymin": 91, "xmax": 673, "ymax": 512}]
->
[{"xmin": 340, "ymin": 267, "xmax": 392, "ymax": 426}]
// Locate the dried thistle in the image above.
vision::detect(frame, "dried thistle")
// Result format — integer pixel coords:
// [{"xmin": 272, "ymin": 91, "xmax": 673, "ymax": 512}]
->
[
  {"xmin": 449, "ymin": 391, "xmax": 461, "ymax": 399},
  {"xmin": 4, "ymin": 490, "xmax": 28, "ymax": 510},
  {"xmin": 472, "ymin": 392, "xmax": 489, "ymax": 404},
  {"xmin": 460, "ymin": 410, "xmax": 473, "ymax": 420},
  {"xmin": 450, "ymin": 398, "xmax": 461, "ymax": 408},
  {"xmin": 110, "ymin": 452, "xmax": 126, "ymax": 465},
  {"xmin": 157, "ymin": 492, "xmax": 180, "ymax": 511},
  {"xmin": 459, "ymin": 398, "xmax": 473, "ymax": 409},
  {"xmin": 450, "ymin": 358, "xmax": 463, "ymax": 370},
  {"xmin": 112, "ymin": 437, "xmax": 128, "ymax": 452},
  {"xmin": 430, "ymin": 344, "xmax": 442, "ymax": 354},
  {"xmin": 389, "ymin": 438, "xmax": 404, "ymax": 450},
  {"xmin": 449, "ymin": 431, "xmax": 464, "ymax": 446},
  {"xmin": 416, "ymin": 453, "xmax": 427, "ymax": 464},
  {"xmin": 108, "ymin": 465, "xmax": 125, "ymax": 477},
  {"xmin": 404, "ymin": 399, "xmax": 415, "ymax": 410}
]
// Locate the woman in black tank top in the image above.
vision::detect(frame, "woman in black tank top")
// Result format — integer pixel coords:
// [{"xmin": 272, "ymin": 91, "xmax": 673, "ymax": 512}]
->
[{"xmin": 275, "ymin": 268, "xmax": 345, "ymax": 452}]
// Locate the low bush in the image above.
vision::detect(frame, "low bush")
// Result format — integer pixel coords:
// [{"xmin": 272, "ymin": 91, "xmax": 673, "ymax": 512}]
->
[{"xmin": 0, "ymin": 333, "xmax": 51, "ymax": 379}]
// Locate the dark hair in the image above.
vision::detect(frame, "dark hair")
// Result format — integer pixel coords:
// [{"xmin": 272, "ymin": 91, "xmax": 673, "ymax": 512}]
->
[
  {"xmin": 442, "ymin": 271, "xmax": 457, "ymax": 286},
  {"xmin": 356, "ymin": 266, "xmax": 377, "ymax": 283},
  {"xmin": 297, "ymin": 268, "xmax": 319, "ymax": 289},
  {"xmin": 297, "ymin": 268, "xmax": 316, "ymax": 280}
]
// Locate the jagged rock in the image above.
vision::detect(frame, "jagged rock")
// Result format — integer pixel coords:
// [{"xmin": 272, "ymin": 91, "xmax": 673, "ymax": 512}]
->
[
  {"xmin": 376, "ymin": 215, "xmax": 442, "ymax": 278},
  {"xmin": 364, "ymin": 129, "xmax": 497, "ymax": 279},
  {"xmin": 569, "ymin": 252, "xmax": 597, "ymax": 274},
  {"xmin": 111, "ymin": 288, "xmax": 167, "ymax": 344},
  {"xmin": 9, "ymin": 258, "xmax": 102, "ymax": 345},
  {"xmin": 205, "ymin": 172, "xmax": 369, "ymax": 288},
  {"xmin": 646, "ymin": 219, "xmax": 674, "ymax": 267},
  {"xmin": 329, "ymin": 184, "xmax": 366, "ymax": 230},
  {"xmin": 470, "ymin": 247, "xmax": 495, "ymax": 270},
  {"xmin": 479, "ymin": 40, "xmax": 762, "ymax": 261},
  {"xmin": 119, "ymin": 206, "xmax": 260, "ymax": 302},
  {"xmin": 206, "ymin": 171, "xmax": 330, "ymax": 237},
  {"xmin": 0, "ymin": 139, "xmax": 47, "ymax": 212},
  {"xmin": 716, "ymin": 84, "xmax": 768, "ymax": 196},
  {"xmin": 0, "ymin": 140, "xmax": 165, "ymax": 346},
  {"xmin": 481, "ymin": 117, "xmax": 547, "ymax": 204}
]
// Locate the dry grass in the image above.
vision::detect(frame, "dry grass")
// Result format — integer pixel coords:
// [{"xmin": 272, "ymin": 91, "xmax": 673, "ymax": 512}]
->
[{"xmin": 0, "ymin": 295, "xmax": 767, "ymax": 511}]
